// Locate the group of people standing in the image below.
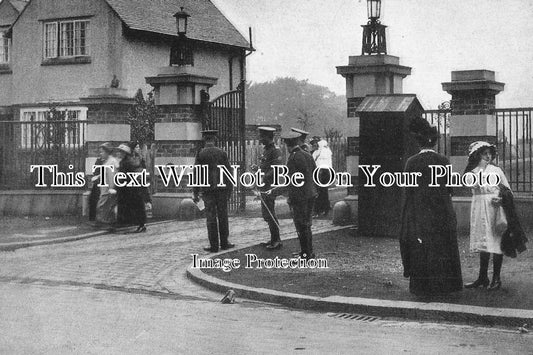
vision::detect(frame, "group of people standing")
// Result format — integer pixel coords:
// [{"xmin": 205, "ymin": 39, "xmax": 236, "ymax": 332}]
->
[
  {"xmin": 193, "ymin": 126, "xmax": 333, "ymax": 260},
  {"xmin": 88, "ymin": 141, "xmax": 152, "ymax": 233},
  {"xmin": 400, "ymin": 117, "xmax": 528, "ymax": 297},
  {"xmin": 253, "ymin": 127, "xmax": 334, "ymax": 259}
]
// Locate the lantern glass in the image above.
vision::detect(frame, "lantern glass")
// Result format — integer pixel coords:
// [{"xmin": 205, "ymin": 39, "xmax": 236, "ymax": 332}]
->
[
  {"xmin": 175, "ymin": 7, "xmax": 190, "ymax": 36},
  {"xmin": 367, "ymin": 0, "xmax": 381, "ymax": 19}
]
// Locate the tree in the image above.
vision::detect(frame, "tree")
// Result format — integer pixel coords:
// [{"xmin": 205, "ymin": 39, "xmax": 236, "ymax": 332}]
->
[
  {"xmin": 245, "ymin": 77, "xmax": 347, "ymax": 136},
  {"xmin": 128, "ymin": 89, "xmax": 159, "ymax": 145},
  {"xmin": 324, "ymin": 127, "xmax": 343, "ymax": 139},
  {"xmin": 296, "ymin": 108, "xmax": 315, "ymax": 131}
]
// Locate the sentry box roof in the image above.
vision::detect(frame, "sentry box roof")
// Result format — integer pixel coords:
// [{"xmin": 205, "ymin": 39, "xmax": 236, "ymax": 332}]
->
[{"xmin": 356, "ymin": 94, "xmax": 424, "ymax": 114}]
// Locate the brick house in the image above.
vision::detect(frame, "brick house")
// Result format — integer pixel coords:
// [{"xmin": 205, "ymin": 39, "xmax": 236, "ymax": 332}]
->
[{"xmin": 0, "ymin": 0, "xmax": 250, "ymax": 215}]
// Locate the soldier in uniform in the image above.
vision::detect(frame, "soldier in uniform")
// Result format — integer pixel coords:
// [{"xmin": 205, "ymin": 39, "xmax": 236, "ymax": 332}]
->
[
  {"xmin": 193, "ymin": 130, "xmax": 235, "ymax": 253},
  {"xmin": 291, "ymin": 127, "xmax": 310, "ymax": 152},
  {"xmin": 255, "ymin": 126, "xmax": 283, "ymax": 249},
  {"xmin": 281, "ymin": 131, "xmax": 318, "ymax": 259}
]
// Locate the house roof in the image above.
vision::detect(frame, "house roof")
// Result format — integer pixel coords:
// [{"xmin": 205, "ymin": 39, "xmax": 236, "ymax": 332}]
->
[
  {"xmin": 0, "ymin": 0, "xmax": 27, "ymax": 26},
  {"xmin": 8, "ymin": 0, "xmax": 28, "ymax": 13},
  {"xmin": 105, "ymin": 0, "xmax": 250, "ymax": 49},
  {"xmin": 7, "ymin": 0, "xmax": 250, "ymax": 49}
]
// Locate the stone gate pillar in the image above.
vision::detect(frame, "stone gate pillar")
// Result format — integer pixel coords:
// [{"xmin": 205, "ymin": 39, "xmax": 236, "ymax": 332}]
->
[
  {"xmin": 146, "ymin": 66, "xmax": 217, "ymax": 218},
  {"xmin": 80, "ymin": 88, "xmax": 133, "ymax": 177},
  {"xmin": 336, "ymin": 55, "xmax": 411, "ymax": 221},
  {"xmin": 442, "ymin": 70, "xmax": 504, "ymax": 186}
]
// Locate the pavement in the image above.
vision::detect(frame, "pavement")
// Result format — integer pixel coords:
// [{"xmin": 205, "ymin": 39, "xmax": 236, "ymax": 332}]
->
[
  {"xmin": 0, "ymin": 219, "xmax": 172, "ymax": 251},
  {"xmin": 0, "ymin": 216, "xmax": 337, "ymax": 300},
  {"xmin": 1, "ymin": 216, "xmax": 532, "ymax": 353},
  {"xmin": 3, "ymin": 197, "xmax": 533, "ymax": 328},
  {"xmin": 0, "ymin": 187, "xmax": 348, "ymax": 251}
]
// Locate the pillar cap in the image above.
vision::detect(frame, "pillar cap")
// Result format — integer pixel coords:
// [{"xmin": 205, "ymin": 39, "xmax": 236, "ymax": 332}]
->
[
  {"xmin": 337, "ymin": 54, "xmax": 411, "ymax": 78},
  {"xmin": 146, "ymin": 73, "xmax": 218, "ymax": 87},
  {"xmin": 337, "ymin": 64, "xmax": 412, "ymax": 78},
  {"xmin": 146, "ymin": 66, "xmax": 218, "ymax": 87},
  {"xmin": 442, "ymin": 70, "xmax": 504, "ymax": 94},
  {"xmin": 337, "ymin": 55, "xmax": 411, "ymax": 78},
  {"xmin": 80, "ymin": 88, "xmax": 134, "ymax": 105},
  {"xmin": 442, "ymin": 80, "xmax": 505, "ymax": 94}
]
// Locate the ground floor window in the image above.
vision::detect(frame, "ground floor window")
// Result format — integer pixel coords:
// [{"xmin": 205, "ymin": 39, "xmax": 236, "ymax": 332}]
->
[{"xmin": 20, "ymin": 107, "xmax": 87, "ymax": 148}]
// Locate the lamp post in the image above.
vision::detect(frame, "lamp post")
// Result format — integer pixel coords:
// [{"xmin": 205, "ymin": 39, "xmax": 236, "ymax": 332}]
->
[
  {"xmin": 170, "ymin": 7, "xmax": 194, "ymax": 66},
  {"xmin": 361, "ymin": 0, "xmax": 387, "ymax": 55}
]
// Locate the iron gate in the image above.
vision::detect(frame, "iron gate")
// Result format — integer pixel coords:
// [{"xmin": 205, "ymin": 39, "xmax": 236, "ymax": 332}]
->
[
  {"xmin": 204, "ymin": 84, "xmax": 246, "ymax": 212},
  {"xmin": 495, "ymin": 108, "xmax": 533, "ymax": 193},
  {"xmin": 423, "ymin": 101, "xmax": 451, "ymax": 156},
  {"xmin": 0, "ymin": 120, "xmax": 87, "ymax": 189}
]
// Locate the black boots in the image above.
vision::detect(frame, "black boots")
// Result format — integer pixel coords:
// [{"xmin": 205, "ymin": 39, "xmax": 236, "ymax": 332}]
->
[
  {"xmin": 464, "ymin": 277, "xmax": 490, "ymax": 289},
  {"xmin": 488, "ymin": 277, "xmax": 502, "ymax": 291},
  {"xmin": 488, "ymin": 254, "xmax": 503, "ymax": 291},
  {"xmin": 465, "ymin": 252, "xmax": 503, "ymax": 290},
  {"xmin": 465, "ymin": 252, "xmax": 490, "ymax": 289}
]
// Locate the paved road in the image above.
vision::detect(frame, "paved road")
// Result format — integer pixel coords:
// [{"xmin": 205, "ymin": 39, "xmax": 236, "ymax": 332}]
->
[{"xmin": 0, "ymin": 217, "xmax": 532, "ymax": 353}]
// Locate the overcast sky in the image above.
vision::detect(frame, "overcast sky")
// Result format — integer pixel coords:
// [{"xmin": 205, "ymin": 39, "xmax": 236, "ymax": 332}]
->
[{"xmin": 213, "ymin": 0, "xmax": 533, "ymax": 109}]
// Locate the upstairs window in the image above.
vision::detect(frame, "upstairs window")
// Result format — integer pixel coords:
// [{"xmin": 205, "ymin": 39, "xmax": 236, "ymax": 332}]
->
[
  {"xmin": 44, "ymin": 20, "xmax": 89, "ymax": 59},
  {"xmin": 0, "ymin": 31, "xmax": 9, "ymax": 64}
]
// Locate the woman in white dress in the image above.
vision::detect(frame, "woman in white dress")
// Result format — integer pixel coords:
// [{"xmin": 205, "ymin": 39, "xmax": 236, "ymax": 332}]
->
[
  {"xmin": 464, "ymin": 141, "xmax": 510, "ymax": 291},
  {"xmin": 312, "ymin": 139, "xmax": 333, "ymax": 216},
  {"xmin": 95, "ymin": 142, "xmax": 119, "ymax": 228}
]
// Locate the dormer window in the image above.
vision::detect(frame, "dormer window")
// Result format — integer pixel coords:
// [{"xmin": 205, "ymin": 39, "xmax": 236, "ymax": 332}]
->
[
  {"xmin": 0, "ymin": 31, "xmax": 9, "ymax": 64},
  {"xmin": 44, "ymin": 19, "xmax": 89, "ymax": 59}
]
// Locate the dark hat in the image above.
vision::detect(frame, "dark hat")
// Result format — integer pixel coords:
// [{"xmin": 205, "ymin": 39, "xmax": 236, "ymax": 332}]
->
[
  {"xmin": 99, "ymin": 142, "xmax": 114, "ymax": 153},
  {"xmin": 281, "ymin": 131, "xmax": 301, "ymax": 141},
  {"xmin": 290, "ymin": 127, "xmax": 309, "ymax": 136}
]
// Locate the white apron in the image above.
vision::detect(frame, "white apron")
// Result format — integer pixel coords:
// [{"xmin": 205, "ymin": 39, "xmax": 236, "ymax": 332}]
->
[{"xmin": 469, "ymin": 164, "xmax": 510, "ymax": 254}]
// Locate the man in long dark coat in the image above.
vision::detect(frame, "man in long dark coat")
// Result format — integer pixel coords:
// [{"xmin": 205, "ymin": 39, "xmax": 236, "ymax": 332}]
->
[
  {"xmin": 281, "ymin": 131, "xmax": 317, "ymax": 259},
  {"xmin": 193, "ymin": 130, "xmax": 234, "ymax": 253},
  {"xmin": 400, "ymin": 118, "xmax": 462, "ymax": 296}
]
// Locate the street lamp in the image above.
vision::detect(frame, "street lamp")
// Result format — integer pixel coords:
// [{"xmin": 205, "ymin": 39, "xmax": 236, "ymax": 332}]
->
[
  {"xmin": 170, "ymin": 7, "xmax": 193, "ymax": 66},
  {"xmin": 367, "ymin": 0, "xmax": 381, "ymax": 20},
  {"xmin": 361, "ymin": 0, "xmax": 387, "ymax": 55},
  {"xmin": 174, "ymin": 7, "xmax": 190, "ymax": 37}
]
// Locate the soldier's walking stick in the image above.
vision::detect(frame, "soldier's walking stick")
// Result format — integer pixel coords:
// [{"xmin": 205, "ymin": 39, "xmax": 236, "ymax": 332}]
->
[{"xmin": 254, "ymin": 187, "xmax": 281, "ymax": 230}]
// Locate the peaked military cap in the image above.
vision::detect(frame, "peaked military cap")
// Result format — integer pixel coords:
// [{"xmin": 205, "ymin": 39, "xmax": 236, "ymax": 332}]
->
[
  {"xmin": 258, "ymin": 126, "xmax": 276, "ymax": 133},
  {"xmin": 290, "ymin": 127, "xmax": 309, "ymax": 136},
  {"xmin": 281, "ymin": 131, "xmax": 301, "ymax": 141}
]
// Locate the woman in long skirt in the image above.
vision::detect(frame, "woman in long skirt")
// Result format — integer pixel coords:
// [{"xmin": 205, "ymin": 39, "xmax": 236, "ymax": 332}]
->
[
  {"xmin": 400, "ymin": 117, "xmax": 463, "ymax": 296},
  {"xmin": 464, "ymin": 141, "xmax": 510, "ymax": 291},
  {"xmin": 115, "ymin": 142, "xmax": 147, "ymax": 233},
  {"xmin": 88, "ymin": 156, "xmax": 104, "ymax": 222}
]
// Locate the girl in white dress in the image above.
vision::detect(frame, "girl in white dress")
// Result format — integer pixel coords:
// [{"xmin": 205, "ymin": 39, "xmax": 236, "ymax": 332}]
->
[{"xmin": 464, "ymin": 141, "xmax": 510, "ymax": 291}]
